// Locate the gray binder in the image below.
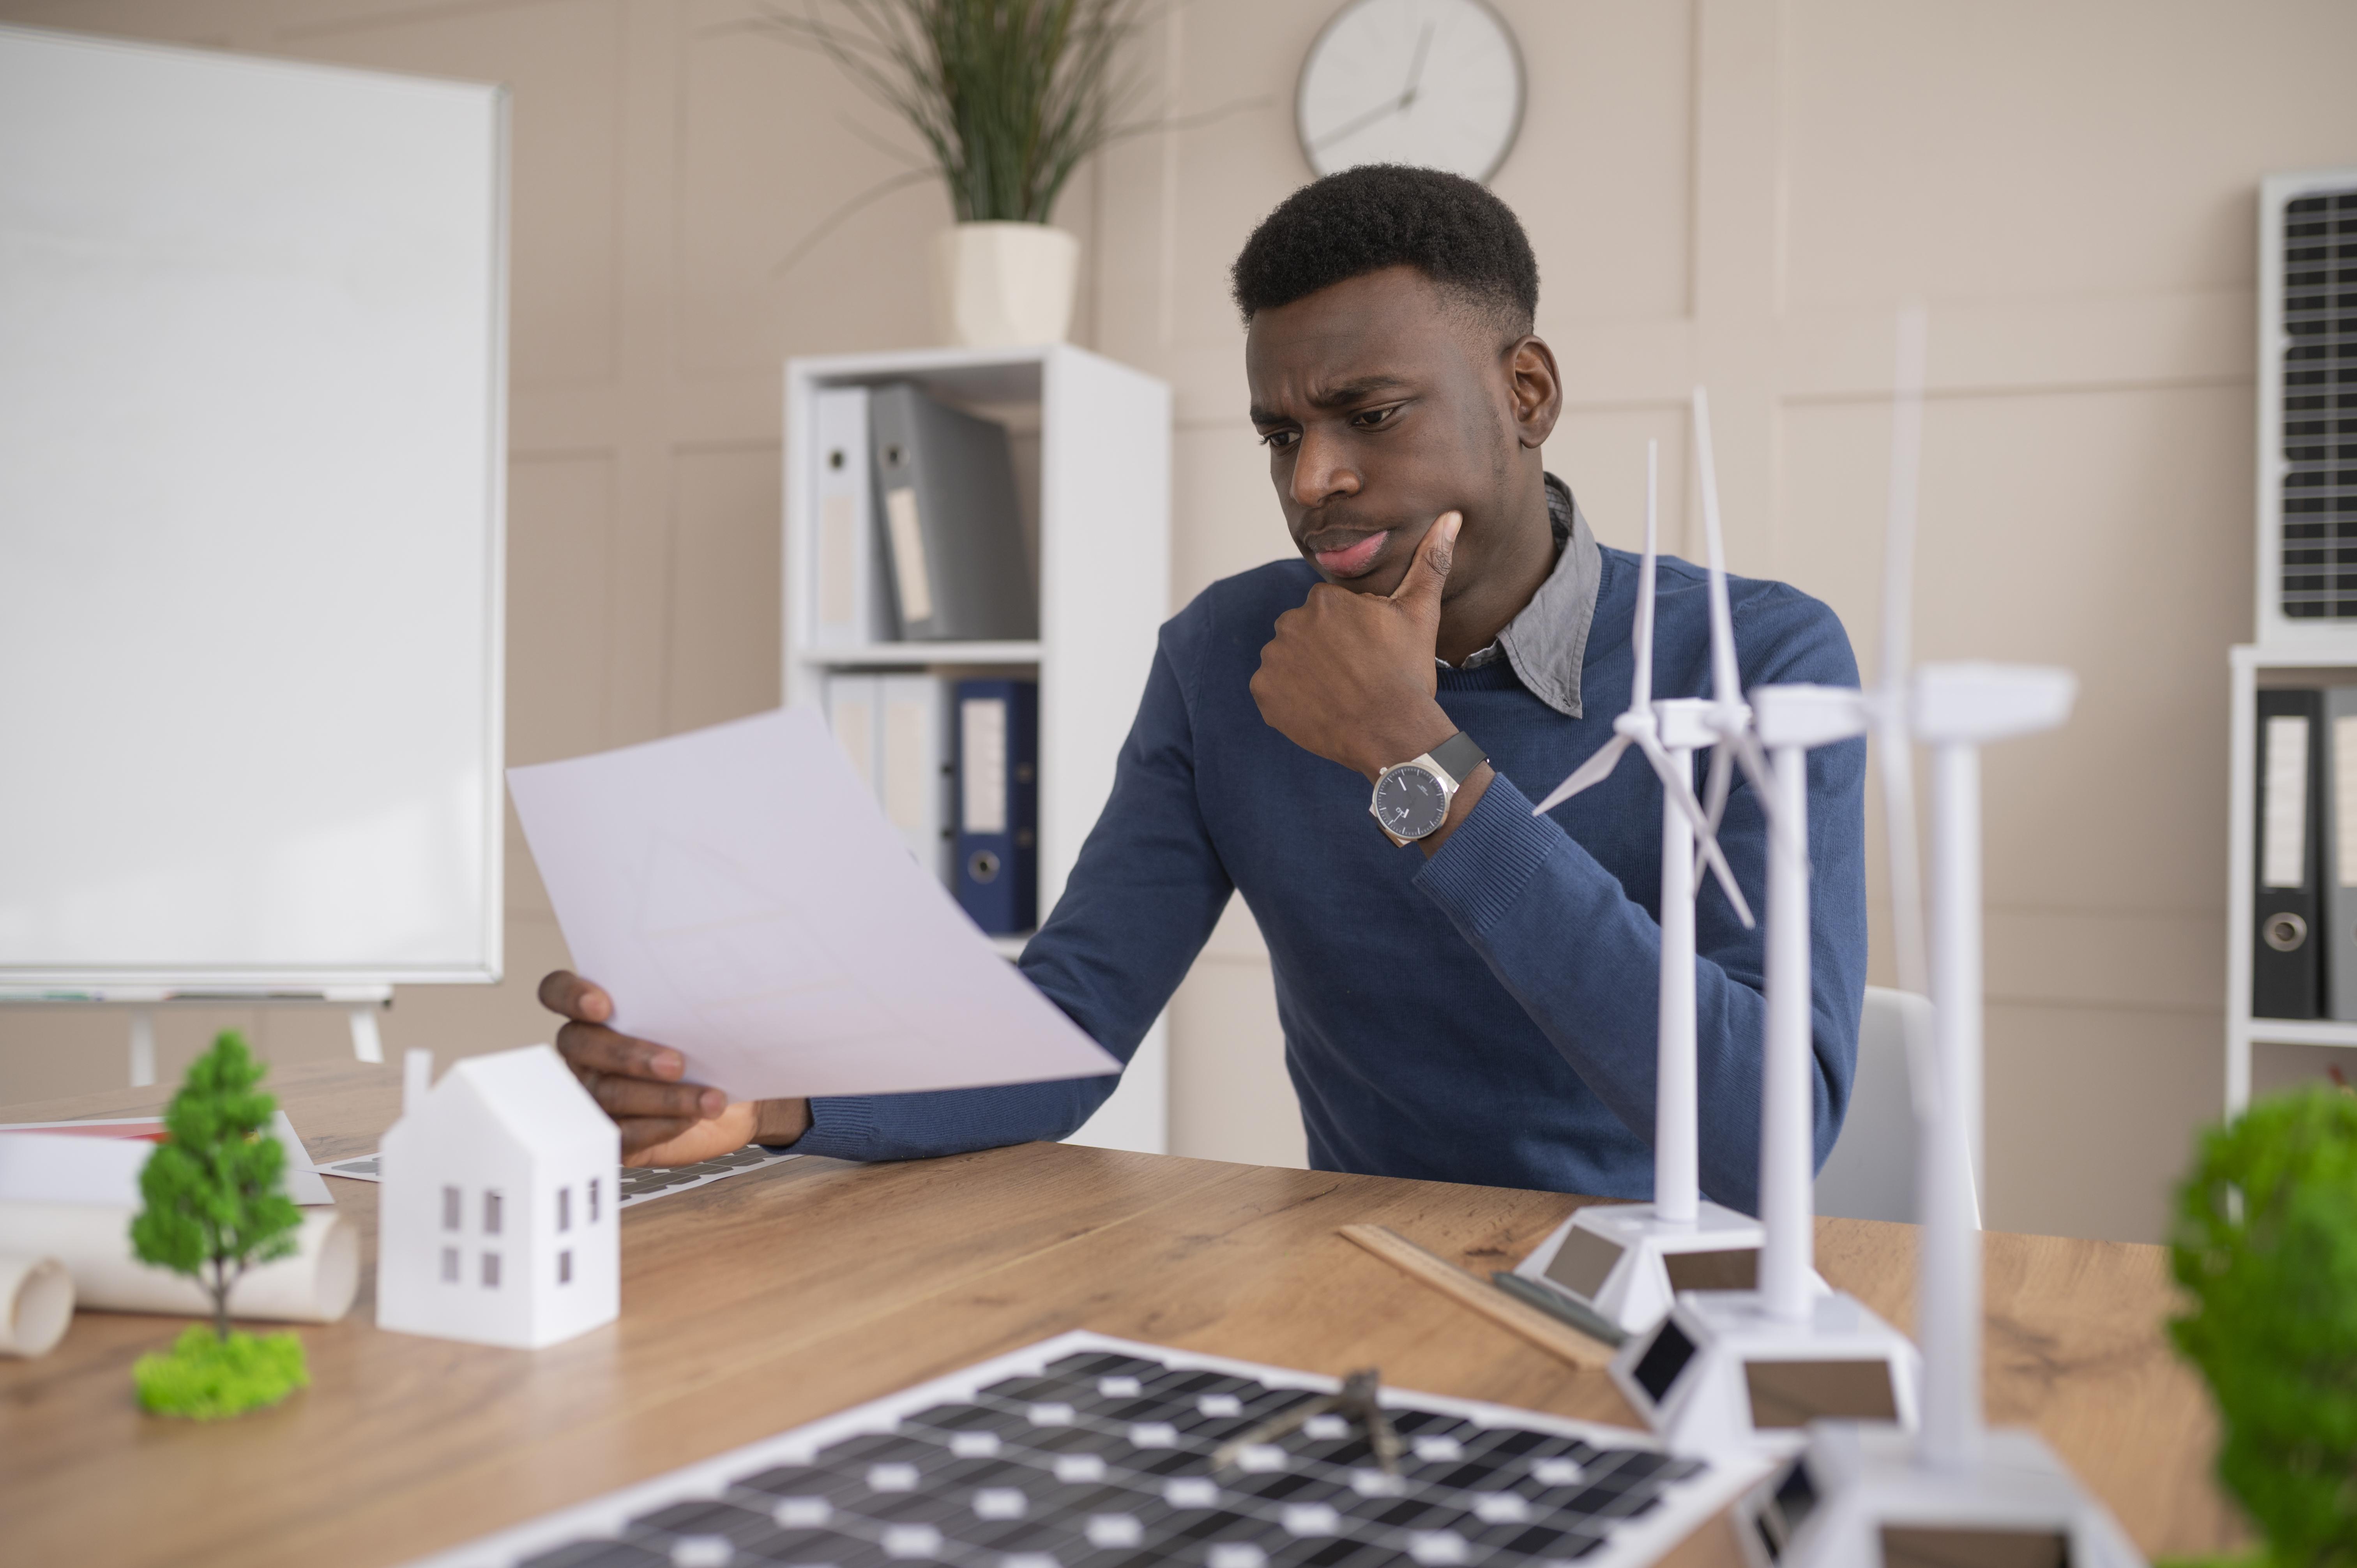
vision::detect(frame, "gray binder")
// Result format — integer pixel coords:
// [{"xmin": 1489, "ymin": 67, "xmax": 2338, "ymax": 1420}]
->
[
  {"xmin": 2326, "ymin": 686, "xmax": 2357, "ymax": 1019},
  {"xmin": 869, "ymin": 384, "xmax": 1037, "ymax": 642}
]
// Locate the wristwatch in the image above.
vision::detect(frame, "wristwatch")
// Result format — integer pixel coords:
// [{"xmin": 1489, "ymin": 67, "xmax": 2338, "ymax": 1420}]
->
[{"xmin": 1369, "ymin": 731, "xmax": 1489, "ymax": 845}]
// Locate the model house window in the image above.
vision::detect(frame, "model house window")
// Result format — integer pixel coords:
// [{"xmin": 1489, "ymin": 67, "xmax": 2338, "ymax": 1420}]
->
[
  {"xmin": 440, "ymin": 1246, "xmax": 459, "ymax": 1283},
  {"xmin": 557, "ymin": 1186, "xmax": 571, "ymax": 1233},
  {"xmin": 481, "ymin": 1251, "xmax": 501, "ymax": 1289},
  {"xmin": 589, "ymin": 1177, "xmax": 601, "ymax": 1223},
  {"xmin": 484, "ymin": 1190, "xmax": 503, "ymax": 1235},
  {"xmin": 442, "ymin": 1185, "xmax": 461, "ymax": 1231},
  {"xmin": 558, "ymin": 1249, "xmax": 572, "ymax": 1285}
]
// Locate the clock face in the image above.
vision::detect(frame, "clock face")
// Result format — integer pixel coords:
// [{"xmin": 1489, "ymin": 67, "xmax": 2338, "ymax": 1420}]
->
[{"xmin": 1296, "ymin": 0, "xmax": 1525, "ymax": 182}]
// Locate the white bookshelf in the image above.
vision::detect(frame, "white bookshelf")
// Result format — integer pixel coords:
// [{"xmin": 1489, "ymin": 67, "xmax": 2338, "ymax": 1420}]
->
[
  {"xmin": 2226, "ymin": 645, "xmax": 2357, "ymax": 1114},
  {"xmin": 783, "ymin": 343, "xmax": 1173, "ymax": 1154},
  {"xmin": 2225, "ymin": 172, "xmax": 2357, "ymax": 1113}
]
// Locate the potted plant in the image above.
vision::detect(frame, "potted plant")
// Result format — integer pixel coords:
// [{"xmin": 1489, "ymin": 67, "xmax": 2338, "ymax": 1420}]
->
[
  {"xmin": 2170, "ymin": 1082, "xmax": 2357, "ymax": 1566},
  {"xmin": 763, "ymin": 0, "xmax": 1146, "ymax": 347}
]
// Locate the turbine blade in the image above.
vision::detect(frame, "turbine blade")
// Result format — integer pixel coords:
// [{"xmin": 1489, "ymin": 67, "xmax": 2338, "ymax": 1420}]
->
[
  {"xmin": 1531, "ymin": 734, "xmax": 1633, "ymax": 816},
  {"xmin": 1691, "ymin": 388, "xmax": 1744, "ymax": 710},
  {"xmin": 1700, "ymin": 741, "xmax": 1734, "ymax": 838},
  {"xmin": 1881, "ymin": 306, "xmax": 1928, "ymax": 701},
  {"xmin": 1732, "ymin": 729, "xmax": 1777, "ymax": 806},
  {"xmin": 1632, "ymin": 440, "xmax": 1659, "ymax": 712},
  {"xmin": 1634, "ymin": 732, "xmax": 1756, "ymax": 929},
  {"xmin": 1876, "ymin": 713, "xmax": 1930, "ymax": 996},
  {"xmin": 1877, "ymin": 307, "xmax": 1932, "ymax": 999}
]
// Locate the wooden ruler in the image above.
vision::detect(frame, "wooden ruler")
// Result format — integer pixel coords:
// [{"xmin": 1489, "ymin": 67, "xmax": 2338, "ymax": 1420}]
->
[{"xmin": 1338, "ymin": 1223, "xmax": 1616, "ymax": 1370}]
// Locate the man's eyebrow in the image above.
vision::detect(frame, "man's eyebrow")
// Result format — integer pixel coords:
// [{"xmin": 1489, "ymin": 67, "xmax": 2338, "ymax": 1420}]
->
[{"xmin": 1250, "ymin": 375, "xmax": 1412, "ymax": 425}]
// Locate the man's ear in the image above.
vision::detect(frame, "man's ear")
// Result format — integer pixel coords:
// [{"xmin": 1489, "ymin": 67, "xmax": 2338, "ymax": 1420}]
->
[{"xmin": 1505, "ymin": 336, "xmax": 1564, "ymax": 449}]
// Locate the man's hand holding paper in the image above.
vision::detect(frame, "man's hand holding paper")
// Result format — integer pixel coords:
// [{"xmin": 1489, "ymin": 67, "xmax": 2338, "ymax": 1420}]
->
[{"xmin": 508, "ymin": 709, "xmax": 1120, "ymax": 1163}]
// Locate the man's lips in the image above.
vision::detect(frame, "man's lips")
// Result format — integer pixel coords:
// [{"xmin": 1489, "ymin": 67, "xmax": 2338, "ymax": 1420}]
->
[{"xmin": 1309, "ymin": 530, "xmax": 1390, "ymax": 578}]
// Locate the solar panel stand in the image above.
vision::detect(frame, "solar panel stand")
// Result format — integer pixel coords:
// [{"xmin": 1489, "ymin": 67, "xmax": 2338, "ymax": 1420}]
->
[{"xmin": 1732, "ymin": 1423, "xmax": 2142, "ymax": 1568}]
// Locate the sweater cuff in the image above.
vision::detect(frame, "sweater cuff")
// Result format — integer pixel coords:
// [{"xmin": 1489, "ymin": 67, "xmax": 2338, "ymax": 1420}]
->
[
  {"xmin": 1413, "ymin": 772, "xmax": 1564, "ymax": 936},
  {"xmin": 784, "ymin": 1095, "xmax": 880, "ymax": 1160}
]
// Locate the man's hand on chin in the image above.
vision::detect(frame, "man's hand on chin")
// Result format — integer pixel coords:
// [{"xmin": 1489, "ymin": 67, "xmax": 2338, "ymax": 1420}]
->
[
  {"xmin": 1253, "ymin": 511, "xmax": 1462, "ymax": 777},
  {"xmin": 1251, "ymin": 512, "xmax": 1491, "ymax": 853},
  {"xmin": 539, "ymin": 970, "xmax": 811, "ymax": 1167}
]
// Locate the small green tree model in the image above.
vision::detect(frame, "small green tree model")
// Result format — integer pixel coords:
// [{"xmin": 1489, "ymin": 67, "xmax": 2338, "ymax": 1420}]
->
[
  {"xmin": 129, "ymin": 1030, "xmax": 309, "ymax": 1418},
  {"xmin": 2171, "ymin": 1083, "xmax": 2357, "ymax": 1568}
]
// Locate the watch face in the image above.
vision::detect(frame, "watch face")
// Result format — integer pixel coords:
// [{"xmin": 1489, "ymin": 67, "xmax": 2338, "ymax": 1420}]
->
[{"xmin": 1373, "ymin": 764, "xmax": 1450, "ymax": 839}]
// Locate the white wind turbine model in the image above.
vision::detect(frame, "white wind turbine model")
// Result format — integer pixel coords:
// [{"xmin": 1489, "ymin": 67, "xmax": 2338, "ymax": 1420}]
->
[
  {"xmin": 1732, "ymin": 338, "xmax": 2141, "ymax": 1567},
  {"xmin": 1512, "ymin": 440, "xmax": 1772, "ymax": 1339},
  {"xmin": 1606, "ymin": 388, "xmax": 1920, "ymax": 1461}
]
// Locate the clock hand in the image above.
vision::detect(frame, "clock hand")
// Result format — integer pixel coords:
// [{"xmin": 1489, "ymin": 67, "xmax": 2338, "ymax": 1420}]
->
[
  {"xmin": 1309, "ymin": 92, "xmax": 1408, "ymax": 152},
  {"xmin": 1399, "ymin": 21, "xmax": 1435, "ymax": 107},
  {"xmin": 1309, "ymin": 19, "xmax": 1439, "ymax": 152}
]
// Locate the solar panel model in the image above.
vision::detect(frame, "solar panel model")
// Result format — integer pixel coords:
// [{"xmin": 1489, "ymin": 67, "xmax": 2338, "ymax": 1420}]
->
[{"xmin": 399, "ymin": 1332, "xmax": 1765, "ymax": 1568}]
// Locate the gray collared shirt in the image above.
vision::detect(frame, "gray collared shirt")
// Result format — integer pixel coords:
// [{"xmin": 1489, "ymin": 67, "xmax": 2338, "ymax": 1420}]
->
[{"xmin": 1438, "ymin": 473, "xmax": 1601, "ymax": 719}]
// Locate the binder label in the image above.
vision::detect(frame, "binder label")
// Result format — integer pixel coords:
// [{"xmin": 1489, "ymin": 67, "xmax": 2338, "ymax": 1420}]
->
[
  {"xmin": 962, "ymin": 697, "xmax": 1008, "ymax": 834},
  {"xmin": 2264, "ymin": 713, "xmax": 2312, "ymax": 889},
  {"xmin": 820, "ymin": 494, "xmax": 860, "ymax": 629},
  {"xmin": 883, "ymin": 693, "xmax": 934, "ymax": 837},
  {"xmin": 2336, "ymin": 715, "xmax": 2357, "ymax": 889},
  {"xmin": 884, "ymin": 487, "xmax": 933, "ymax": 624}
]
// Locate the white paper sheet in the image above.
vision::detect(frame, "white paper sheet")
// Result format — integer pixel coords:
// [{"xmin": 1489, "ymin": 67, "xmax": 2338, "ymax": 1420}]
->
[
  {"xmin": 507, "ymin": 708, "xmax": 1120, "ymax": 1101},
  {"xmin": 0, "ymin": 1111, "xmax": 335, "ymax": 1206}
]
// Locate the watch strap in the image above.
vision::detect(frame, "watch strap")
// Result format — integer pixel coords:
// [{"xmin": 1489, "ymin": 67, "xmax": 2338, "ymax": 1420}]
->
[{"xmin": 1428, "ymin": 730, "xmax": 1488, "ymax": 788}]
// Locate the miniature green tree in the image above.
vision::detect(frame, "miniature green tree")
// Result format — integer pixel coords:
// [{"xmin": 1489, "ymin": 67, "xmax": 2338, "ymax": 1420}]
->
[
  {"xmin": 128, "ymin": 1030, "xmax": 309, "ymax": 1418},
  {"xmin": 2171, "ymin": 1083, "xmax": 2357, "ymax": 1568}
]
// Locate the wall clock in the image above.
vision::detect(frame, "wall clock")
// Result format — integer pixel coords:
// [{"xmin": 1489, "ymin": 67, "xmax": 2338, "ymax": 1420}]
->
[{"xmin": 1295, "ymin": 0, "xmax": 1525, "ymax": 183}]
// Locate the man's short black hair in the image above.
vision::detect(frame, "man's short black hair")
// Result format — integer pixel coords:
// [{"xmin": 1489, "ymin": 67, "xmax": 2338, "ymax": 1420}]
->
[{"xmin": 1230, "ymin": 164, "xmax": 1539, "ymax": 338}]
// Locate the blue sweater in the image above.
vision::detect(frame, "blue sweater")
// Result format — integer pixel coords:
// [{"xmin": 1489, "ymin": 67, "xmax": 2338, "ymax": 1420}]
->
[{"xmin": 796, "ymin": 548, "xmax": 1869, "ymax": 1213}]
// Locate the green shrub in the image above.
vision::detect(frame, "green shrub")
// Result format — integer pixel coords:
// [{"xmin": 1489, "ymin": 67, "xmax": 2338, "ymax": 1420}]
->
[
  {"xmin": 2171, "ymin": 1084, "xmax": 2357, "ymax": 1568},
  {"xmin": 134, "ymin": 1324, "xmax": 308, "ymax": 1420}
]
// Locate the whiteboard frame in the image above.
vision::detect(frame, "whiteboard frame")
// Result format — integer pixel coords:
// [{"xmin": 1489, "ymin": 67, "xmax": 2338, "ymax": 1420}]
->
[{"xmin": 0, "ymin": 26, "xmax": 510, "ymax": 997}]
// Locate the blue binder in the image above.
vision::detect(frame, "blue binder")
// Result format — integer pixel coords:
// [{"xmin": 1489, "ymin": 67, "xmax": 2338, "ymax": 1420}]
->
[{"xmin": 953, "ymin": 678, "xmax": 1038, "ymax": 934}]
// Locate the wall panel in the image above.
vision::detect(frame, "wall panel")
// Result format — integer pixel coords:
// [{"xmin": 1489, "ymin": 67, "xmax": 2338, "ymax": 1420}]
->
[
  {"xmin": 666, "ymin": 441, "xmax": 782, "ymax": 733},
  {"xmin": 286, "ymin": 0, "xmax": 627, "ymax": 387}
]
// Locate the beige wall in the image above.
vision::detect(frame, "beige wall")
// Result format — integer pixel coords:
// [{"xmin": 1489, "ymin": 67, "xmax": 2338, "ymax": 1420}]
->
[{"xmin": 4, "ymin": 0, "xmax": 2352, "ymax": 1244}]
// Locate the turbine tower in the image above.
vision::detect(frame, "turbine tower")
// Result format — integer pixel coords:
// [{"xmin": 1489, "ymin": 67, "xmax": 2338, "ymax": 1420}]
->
[
  {"xmin": 1733, "ymin": 322, "xmax": 2142, "ymax": 1568},
  {"xmin": 1605, "ymin": 390, "xmax": 1919, "ymax": 1460},
  {"xmin": 1513, "ymin": 440, "xmax": 1768, "ymax": 1337}
]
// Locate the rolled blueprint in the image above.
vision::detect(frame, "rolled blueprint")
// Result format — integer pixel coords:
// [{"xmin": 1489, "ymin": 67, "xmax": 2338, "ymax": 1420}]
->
[
  {"xmin": 0, "ymin": 1252, "xmax": 73, "ymax": 1357},
  {"xmin": 0, "ymin": 1202, "xmax": 358, "ymax": 1324}
]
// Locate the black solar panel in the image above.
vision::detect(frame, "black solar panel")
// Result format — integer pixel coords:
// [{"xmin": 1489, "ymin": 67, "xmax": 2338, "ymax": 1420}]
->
[
  {"xmin": 2278, "ymin": 186, "xmax": 2357, "ymax": 620},
  {"xmin": 403, "ymin": 1334, "xmax": 1755, "ymax": 1568}
]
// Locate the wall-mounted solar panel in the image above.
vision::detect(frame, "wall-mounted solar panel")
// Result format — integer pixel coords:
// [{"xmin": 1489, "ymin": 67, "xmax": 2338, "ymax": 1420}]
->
[{"xmin": 2261, "ymin": 169, "xmax": 2357, "ymax": 641}]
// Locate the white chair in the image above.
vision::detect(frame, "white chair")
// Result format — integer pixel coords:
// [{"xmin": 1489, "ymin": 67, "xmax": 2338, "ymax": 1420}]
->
[{"xmin": 1813, "ymin": 986, "xmax": 1981, "ymax": 1225}]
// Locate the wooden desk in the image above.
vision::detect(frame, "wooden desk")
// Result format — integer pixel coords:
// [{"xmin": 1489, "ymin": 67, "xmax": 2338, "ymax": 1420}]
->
[{"xmin": 0, "ymin": 1062, "xmax": 2241, "ymax": 1567}]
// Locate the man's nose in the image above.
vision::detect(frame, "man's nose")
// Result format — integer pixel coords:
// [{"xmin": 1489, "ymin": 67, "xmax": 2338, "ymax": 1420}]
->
[{"xmin": 1289, "ymin": 427, "xmax": 1362, "ymax": 511}]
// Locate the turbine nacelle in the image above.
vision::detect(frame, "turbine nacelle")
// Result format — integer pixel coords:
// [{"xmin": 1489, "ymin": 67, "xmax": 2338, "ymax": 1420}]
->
[
  {"xmin": 1751, "ymin": 684, "xmax": 1872, "ymax": 751},
  {"xmin": 1654, "ymin": 697, "xmax": 1717, "ymax": 752},
  {"xmin": 1911, "ymin": 664, "xmax": 2075, "ymax": 745}
]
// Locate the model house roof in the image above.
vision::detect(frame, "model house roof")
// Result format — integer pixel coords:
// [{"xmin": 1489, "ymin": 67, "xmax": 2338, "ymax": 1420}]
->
[{"xmin": 425, "ymin": 1044, "xmax": 613, "ymax": 1154}]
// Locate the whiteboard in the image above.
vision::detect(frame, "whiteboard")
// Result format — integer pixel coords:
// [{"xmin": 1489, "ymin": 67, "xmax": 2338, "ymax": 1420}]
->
[{"xmin": 0, "ymin": 27, "xmax": 507, "ymax": 991}]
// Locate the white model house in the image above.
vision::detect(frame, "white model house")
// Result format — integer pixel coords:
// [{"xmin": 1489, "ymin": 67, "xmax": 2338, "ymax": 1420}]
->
[{"xmin": 376, "ymin": 1045, "xmax": 619, "ymax": 1349}]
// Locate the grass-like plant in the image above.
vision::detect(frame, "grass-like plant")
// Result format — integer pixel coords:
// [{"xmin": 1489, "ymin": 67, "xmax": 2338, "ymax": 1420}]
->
[
  {"xmin": 129, "ymin": 1030, "xmax": 308, "ymax": 1418},
  {"xmin": 133, "ymin": 1323, "xmax": 310, "ymax": 1421},
  {"xmin": 755, "ymin": 0, "xmax": 1149, "ymax": 227},
  {"xmin": 2171, "ymin": 1083, "xmax": 2357, "ymax": 1568}
]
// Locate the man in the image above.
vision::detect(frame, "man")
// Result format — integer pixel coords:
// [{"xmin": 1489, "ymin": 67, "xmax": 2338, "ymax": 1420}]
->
[{"xmin": 541, "ymin": 166, "xmax": 1867, "ymax": 1213}]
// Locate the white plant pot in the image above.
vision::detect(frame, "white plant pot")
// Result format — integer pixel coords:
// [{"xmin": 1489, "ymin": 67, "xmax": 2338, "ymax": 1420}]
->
[{"xmin": 931, "ymin": 221, "xmax": 1080, "ymax": 348}]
